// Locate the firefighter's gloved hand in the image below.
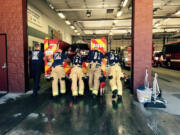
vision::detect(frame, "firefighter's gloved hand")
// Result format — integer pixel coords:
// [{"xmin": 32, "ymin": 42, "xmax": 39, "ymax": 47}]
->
[
  {"xmin": 82, "ymin": 77, "xmax": 86, "ymax": 81},
  {"xmin": 46, "ymin": 77, "xmax": 54, "ymax": 82},
  {"xmin": 61, "ymin": 77, "xmax": 66, "ymax": 80},
  {"xmin": 99, "ymin": 76, "xmax": 106, "ymax": 81},
  {"xmin": 120, "ymin": 77, "xmax": 124, "ymax": 81},
  {"xmin": 108, "ymin": 76, "xmax": 113, "ymax": 79},
  {"xmin": 86, "ymin": 76, "xmax": 89, "ymax": 80},
  {"xmin": 50, "ymin": 77, "xmax": 54, "ymax": 81}
]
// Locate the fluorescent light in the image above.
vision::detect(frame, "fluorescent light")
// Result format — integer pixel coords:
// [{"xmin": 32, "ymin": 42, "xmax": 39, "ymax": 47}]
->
[
  {"xmin": 58, "ymin": 12, "xmax": 65, "ymax": 19},
  {"xmin": 164, "ymin": 18, "xmax": 170, "ymax": 22},
  {"xmin": 175, "ymin": 10, "xmax": 180, "ymax": 15},
  {"xmin": 74, "ymin": 30, "xmax": 78, "ymax": 33},
  {"xmin": 114, "ymin": 20, "xmax": 118, "ymax": 24},
  {"xmin": 65, "ymin": 20, "xmax": 71, "ymax": 25},
  {"xmin": 123, "ymin": 0, "xmax": 128, "ymax": 7},
  {"xmin": 154, "ymin": 23, "xmax": 160, "ymax": 27},
  {"xmin": 70, "ymin": 26, "xmax": 75, "ymax": 29},
  {"xmin": 49, "ymin": 4, "xmax": 54, "ymax": 10},
  {"xmin": 117, "ymin": 11, "xmax": 123, "ymax": 17}
]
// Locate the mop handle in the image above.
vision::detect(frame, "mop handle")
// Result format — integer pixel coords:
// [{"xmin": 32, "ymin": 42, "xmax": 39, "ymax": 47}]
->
[
  {"xmin": 153, "ymin": 73, "xmax": 160, "ymax": 100},
  {"xmin": 144, "ymin": 69, "xmax": 149, "ymax": 88}
]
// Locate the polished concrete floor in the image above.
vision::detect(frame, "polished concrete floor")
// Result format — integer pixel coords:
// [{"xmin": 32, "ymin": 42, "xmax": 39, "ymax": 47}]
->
[
  {"xmin": 123, "ymin": 67, "xmax": 180, "ymax": 135},
  {"xmin": 4, "ymin": 92, "xmax": 153, "ymax": 135},
  {"xmin": 0, "ymin": 67, "xmax": 180, "ymax": 135},
  {"xmin": 0, "ymin": 86, "xmax": 154, "ymax": 135}
]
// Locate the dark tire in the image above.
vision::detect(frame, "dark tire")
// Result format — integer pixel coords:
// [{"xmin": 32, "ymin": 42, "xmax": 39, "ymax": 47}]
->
[
  {"xmin": 167, "ymin": 61, "xmax": 171, "ymax": 69},
  {"xmin": 154, "ymin": 61, "xmax": 157, "ymax": 67}
]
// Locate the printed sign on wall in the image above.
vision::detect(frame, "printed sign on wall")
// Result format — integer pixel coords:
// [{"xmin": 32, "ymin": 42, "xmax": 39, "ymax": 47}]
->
[
  {"xmin": 91, "ymin": 37, "xmax": 107, "ymax": 54},
  {"xmin": 27, "ymin": 8, "xmax": 42, "ymax": 28}
]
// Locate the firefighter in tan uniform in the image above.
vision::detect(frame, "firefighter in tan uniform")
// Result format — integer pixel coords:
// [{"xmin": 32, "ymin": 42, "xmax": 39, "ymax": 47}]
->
[
  {"xmin": 70, "ymin": 51, "xmax": 85, "ymax": 100},
  {"xmin": 51, "ymin": 48, "xmax": 67, "ymax": 97},
  {"xmin": 107, "ymin": 50, "xmax": 124, "ymax": 102},
  {"xmin": 88, "ymin": 50, "xmax": 104, "ymax": 98}
]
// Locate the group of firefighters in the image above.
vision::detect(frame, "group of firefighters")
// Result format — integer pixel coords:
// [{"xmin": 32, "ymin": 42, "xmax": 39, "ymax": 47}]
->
[{"xmin": 30, "ymin": 44, "xmax": 124, "ymax": 103}]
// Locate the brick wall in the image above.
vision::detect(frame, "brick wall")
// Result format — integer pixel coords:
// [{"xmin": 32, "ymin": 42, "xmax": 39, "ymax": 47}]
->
[
  {"xmin": 0, "ymin": 0, "xmax": 28, "ymax": 92},
  {"xmin": 132, "ymin": 0, "xmax": 153, "ymax": 93}
]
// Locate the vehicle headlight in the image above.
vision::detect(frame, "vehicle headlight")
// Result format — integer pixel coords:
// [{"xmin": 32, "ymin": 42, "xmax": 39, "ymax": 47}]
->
[
  {"xmin": 155, "ymin": 57, "xmax": 158, "ymax": 60},
  {"xmin": 125, "ymin": 58, "xmax": 128, "ymax": 61}
]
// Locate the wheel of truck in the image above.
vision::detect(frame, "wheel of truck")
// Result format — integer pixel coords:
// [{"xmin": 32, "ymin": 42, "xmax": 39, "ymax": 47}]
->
[
  {"xmin": 167, "ymin": 61, "xmax": 171, "ymax": 69},
  {"xmin": 154, "ymin": 61, "xmax": 157, "ymax": 67}
]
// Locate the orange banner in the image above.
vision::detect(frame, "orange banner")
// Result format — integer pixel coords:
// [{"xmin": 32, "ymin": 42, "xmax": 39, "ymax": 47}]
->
[
  {"xmin": 91, "ymin": 37, "xmax": 107, "ymax": 54},
  {"xmin": 44, "ymin": 39, "xmax": 58, "ymax": 79},
  {"xmin": 44, "ymin": 39, "xmax": 72, "ymax": 78}
]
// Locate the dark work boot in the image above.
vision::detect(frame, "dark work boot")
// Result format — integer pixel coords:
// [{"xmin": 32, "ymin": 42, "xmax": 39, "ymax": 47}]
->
[
  {"xmin": 92, "ymin": 94, "xmax": 97, "ymax": 99},
  {"xmin": 112, "ymin": 100, "xmax": 118, "ymax": 110},
  {"xmin": 112, "ymin": 90, "xmax": 118, "ymax": 99},
  {"xmin": 117, "ymin": 95, "xmax": 122, "ymax": 103},
  {"xmin": 73, "ymin": 96, "xmax": 77, "ymax": 103}
]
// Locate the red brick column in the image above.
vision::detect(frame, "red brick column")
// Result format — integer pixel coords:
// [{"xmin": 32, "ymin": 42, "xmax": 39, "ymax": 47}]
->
[
  {"xmin": 132, "ymin": 0, "xmax": 153, "ymax": 93},
  {"xmin": 0, "ymin": 0, "xmax": 28, "ymax": 92}
]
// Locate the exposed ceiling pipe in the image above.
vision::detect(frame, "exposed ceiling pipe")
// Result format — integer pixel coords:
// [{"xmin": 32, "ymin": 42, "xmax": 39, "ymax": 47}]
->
[
  {"xmin": 74, "ymin": 21, "xmax": 86, "ymax": 35},
  {"xmin": 83, "ymin": 27, "xmax": 131, "ymax": 31},
  {"xmin": 56, "ymin": 8, "xmax": 119, "ymax": 11},
  {"xmin": 75, "ymin": 16, "xmax": 180, "ymax": 22}
]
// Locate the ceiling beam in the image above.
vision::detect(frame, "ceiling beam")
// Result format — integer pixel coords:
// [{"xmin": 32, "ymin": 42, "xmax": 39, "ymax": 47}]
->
[
  {"xmin": 56, "ymin": 8, "xmax": 119, "ymax": 11},
  {"xmin": 83, "ymin": 27, "xmax": 180, "ymax": 31},
  {"xmin": 83, "ymin": 28, "xmax": 131, "ymax": 31},
  {"xmin": 75, "ymin": 16, "xmax": 180, "ymax": 22}
]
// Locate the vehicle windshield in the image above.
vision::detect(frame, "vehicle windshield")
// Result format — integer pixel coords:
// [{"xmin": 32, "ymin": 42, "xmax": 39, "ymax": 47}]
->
[{"xmin": 162, "ymin": 42, "xmax": 180, "ymax": 54}]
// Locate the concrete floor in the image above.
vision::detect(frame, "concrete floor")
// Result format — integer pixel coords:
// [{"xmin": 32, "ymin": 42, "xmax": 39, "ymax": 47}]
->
[
  {"xmin": 0, "ymin": 67, "xmax": 180, "ymax": 135},
  {"xmin": 4, "ymin": 91, "xmax": 154, "ymax": 135},
  {"xmin": 123, "ymin": 67, "xmax": 180, "ymax": 135},
  {"xmin": 0, "ymin": 82, "xmax": 154, "ymax": 135}
]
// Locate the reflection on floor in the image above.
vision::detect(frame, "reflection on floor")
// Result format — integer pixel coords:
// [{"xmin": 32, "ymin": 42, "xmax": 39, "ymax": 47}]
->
[
  {"xmin": 1, "ymin": 67, "xmax": 180, "ymax": 135},
  {"xmin": 5, "ymin": 89, "xmax": 153, "ymax": 135},
  {"xmin": 122, "ymin": 67, "xmax": 180, "ymax": 135}
]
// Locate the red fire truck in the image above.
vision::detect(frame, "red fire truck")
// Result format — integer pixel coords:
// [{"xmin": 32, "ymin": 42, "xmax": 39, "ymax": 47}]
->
[{"xmin": 162, "ymin": 41, "xmax": 180, "ymax": 69}]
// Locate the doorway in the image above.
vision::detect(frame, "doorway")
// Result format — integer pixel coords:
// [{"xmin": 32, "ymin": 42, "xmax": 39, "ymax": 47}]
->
[{"xmin": 0, "ymin": 34, "xmax": 8, "ymax": 92}]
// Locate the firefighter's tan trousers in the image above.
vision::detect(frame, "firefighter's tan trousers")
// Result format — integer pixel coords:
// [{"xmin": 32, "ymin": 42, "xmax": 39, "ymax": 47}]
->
[
  {"xmin": 88, "ymin": 62, "xmax": 101, "ymax": 95},
  {"xmin": 109, "ymin": 64, "xmax": 124, "ymax": 96},
  {"xmin": 51, "ymin": 66, "xmax": 66, "ymax": 96},
  {"xmin": 70, "ymin": 66, "xmax": 84, "ymax": 96}
]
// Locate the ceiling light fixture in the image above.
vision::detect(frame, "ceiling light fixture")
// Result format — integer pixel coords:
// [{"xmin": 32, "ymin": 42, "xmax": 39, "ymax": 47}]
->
[
  {"xmin": 164, "ymin": 18, "xmax": 170, "ymax": 22},
  {"xmin": 49, "ymin": 4, "xmax": 54, "ymax": 10},
  {"xmin": 58, "ymin": 12, "xmax": 65, "ymax": 19},
  {"xmin": 70, "ymin": 26, "xmax": 75, "ymax": 29},
  {"xmin": 65, "ymin": 20, "xmax": 71, "ymax": 25},
  {"xmin": 154, "ymin": 23, "xmax": 160, "ymax": 27},
  {"xmin": 109, "ymin": 31, "xmax": 113, "ymax": 35},
  {"xmin": 74, "ymin": 30, "xmax": 78, "ymax": 33},
  {"xmin": 117, "ymin": 11, "xmax": 123, "ymax": 17},
  {"xmin": 175, "ymin": 10, "xmax": 180, "ymax": 15},
  {"xmin": 77, "ymin": 33, "xmax": 80, "ymax": 35},
  {"xmin": 86, "ymin": 10, "xmax": 91, "ymax": 17},
  {"xmin": 123, "ymin": 0, "xmax": 128, "ymax": 7},
  {"xmin": 114, "ymin": 20, "xmax": 118, "ymax": 24}
]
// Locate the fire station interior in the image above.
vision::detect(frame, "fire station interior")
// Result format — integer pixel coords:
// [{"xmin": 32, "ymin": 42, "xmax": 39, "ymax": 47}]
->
[{"xmin": 0, "ymin": 0, "xmax": 180, "ymax": 135}]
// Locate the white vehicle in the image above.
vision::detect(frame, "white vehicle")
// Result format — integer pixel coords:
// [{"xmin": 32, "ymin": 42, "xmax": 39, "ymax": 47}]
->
[{"xmin": 122, "ymin": 47, "xmax": 131, "ymax": 68}]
